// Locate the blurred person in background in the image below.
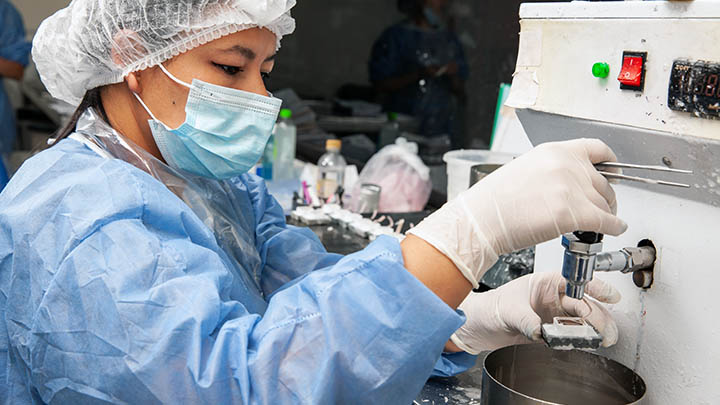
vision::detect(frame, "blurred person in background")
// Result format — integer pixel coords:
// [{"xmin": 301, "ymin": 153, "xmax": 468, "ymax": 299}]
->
[
  {"xmin": 370, "ymin": 0, "xmax": 468, "ymax": 148},
  {"xmin": 0, "ymin": 0, "xmax": 31, "ymax": 158}
]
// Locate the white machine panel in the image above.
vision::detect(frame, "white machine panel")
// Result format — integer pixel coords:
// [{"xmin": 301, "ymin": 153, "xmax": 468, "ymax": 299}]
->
[
  {"xmin": 508, "ymin": 5, "xmax": 720, "ymax": 142},
  {"xmin": 519, "ymin": 1, "xmax": 720, "ymax": 19}
]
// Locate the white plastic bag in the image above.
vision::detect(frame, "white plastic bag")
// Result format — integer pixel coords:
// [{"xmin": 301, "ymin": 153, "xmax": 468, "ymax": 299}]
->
[{"xmin": 349, "ymin": 138, "xmax": 432, "ymax": 213}]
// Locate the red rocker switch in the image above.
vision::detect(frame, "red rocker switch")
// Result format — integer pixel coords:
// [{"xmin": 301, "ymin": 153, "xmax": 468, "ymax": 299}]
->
[{"xmin": 618, "ymin": 51, "xmax": 647, "ymax": 91}]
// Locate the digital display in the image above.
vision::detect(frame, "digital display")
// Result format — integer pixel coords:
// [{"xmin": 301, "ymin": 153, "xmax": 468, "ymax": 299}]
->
[{"xmin": 668, "ymin": 60, "xmax": 720, "ymax": 119}]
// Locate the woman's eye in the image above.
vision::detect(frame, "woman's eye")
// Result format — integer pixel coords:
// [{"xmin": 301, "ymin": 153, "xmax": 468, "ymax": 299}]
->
[
  {"xmin": 261, "ymin": 72, "xmax": 271, "ymax": 82},
  {"xmin": 213, "ymin": 63, "xmax": 242, "ymax": 76}
]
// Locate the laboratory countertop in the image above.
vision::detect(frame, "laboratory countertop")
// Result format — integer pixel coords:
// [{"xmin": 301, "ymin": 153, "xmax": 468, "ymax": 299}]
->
[
  {"xmin": 417, "ymin": 358, "xmax": 487, "ymax": 405},
  {"xmin": 288, "ymin": 212, "xmax": 429, "ymax": 255},
  {"xmin": 289, "ymin": 214, "xmax": 488, "ymax": 404}
]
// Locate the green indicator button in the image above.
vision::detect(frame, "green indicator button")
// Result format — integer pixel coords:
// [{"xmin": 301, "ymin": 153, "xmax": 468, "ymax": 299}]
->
[
  {"xmin": 279, "ymin": 108, "xmax": 292, "ymax": 119},
  {"xmin": 592, "ymin": 62, "xmax": 610, "ymax": 78}
]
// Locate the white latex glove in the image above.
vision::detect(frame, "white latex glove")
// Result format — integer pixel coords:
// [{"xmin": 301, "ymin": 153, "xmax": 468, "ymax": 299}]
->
[
  {"xmin": 407, "ymin": 139, "xmax": 627, "ymax": 287},
  {"xmin": 451, "ymin": 272, "xmax": 621, "ymax": 355}
]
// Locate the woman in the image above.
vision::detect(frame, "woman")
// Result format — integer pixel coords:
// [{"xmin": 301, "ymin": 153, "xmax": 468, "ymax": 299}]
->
[{"xmin": 0, "ymin": 1, "xmax": 626, "ymax": 403}]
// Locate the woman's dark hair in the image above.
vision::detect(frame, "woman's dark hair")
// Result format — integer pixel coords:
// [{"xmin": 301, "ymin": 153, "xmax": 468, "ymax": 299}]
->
[{"xmin": 53, "ymin": 87, "xmax": 109, "ymax": 145}]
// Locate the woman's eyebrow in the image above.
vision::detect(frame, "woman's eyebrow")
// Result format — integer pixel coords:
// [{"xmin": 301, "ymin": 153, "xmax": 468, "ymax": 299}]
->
[{"xmin": 221, "ymin": 45, "xmax": 276, "ymax": 62}]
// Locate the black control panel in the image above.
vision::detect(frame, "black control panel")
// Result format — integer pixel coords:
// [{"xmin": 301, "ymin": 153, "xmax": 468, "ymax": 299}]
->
[{"xmin": 668, "ymin": 59, "xmax": 720, "ymax": 120}]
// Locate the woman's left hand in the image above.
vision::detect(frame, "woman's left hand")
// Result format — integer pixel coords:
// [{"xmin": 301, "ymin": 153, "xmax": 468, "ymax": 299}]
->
[{"xmin": 449, "ymin": 272, "xmax": 621, "ymax": 355}]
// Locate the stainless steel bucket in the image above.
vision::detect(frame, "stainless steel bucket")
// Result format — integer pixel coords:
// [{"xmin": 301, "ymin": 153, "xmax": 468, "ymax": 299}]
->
[{"xmin": 481, "ymin": 344, "xmax": 646, "ymax": 405}]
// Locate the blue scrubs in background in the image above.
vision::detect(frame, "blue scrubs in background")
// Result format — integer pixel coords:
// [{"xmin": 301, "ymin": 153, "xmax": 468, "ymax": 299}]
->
[
  {"xmin": 0, "ymin": 110, "xmax": 476, "ymax": 404},
  {"xmin": 0, "ymin": 0, "xmax": 31, "ymax": 157},
  {"xmin": 370, "ymin": 22, "xmax": 469, "ymax": 138}
]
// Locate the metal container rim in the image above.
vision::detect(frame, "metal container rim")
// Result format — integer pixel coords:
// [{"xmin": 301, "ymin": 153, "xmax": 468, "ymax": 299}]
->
[{"xmin": 482, "ymin": 344, "xmax": 647, "ymax": 405}]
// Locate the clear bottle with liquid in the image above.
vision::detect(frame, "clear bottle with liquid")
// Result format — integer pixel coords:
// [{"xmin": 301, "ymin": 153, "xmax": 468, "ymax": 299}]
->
[
  {"xmin": 317, "ymin": 139, "xmax": 346, "ymax": 201},
  {"xmin": 260, "ymin": 131, "xmax": 275, "ymax": 180},
  {"xmin": 272, "ymin": 108, "xmax": 297, "ymax": 181}
]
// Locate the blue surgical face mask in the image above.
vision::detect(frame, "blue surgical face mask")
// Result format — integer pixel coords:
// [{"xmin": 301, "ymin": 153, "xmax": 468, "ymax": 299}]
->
[{"xmin": 133, "ymin": 64, "xmax": 282, "ymax": 180}]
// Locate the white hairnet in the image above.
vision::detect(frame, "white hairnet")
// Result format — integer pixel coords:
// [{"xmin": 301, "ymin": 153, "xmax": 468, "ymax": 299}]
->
[{"xmin": 32, "ymin": 0, "xmax": 296, "ymax": 106}]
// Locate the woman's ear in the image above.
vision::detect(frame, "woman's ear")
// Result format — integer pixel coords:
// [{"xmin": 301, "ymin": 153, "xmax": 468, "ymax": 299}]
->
[
  {"xmin": 112, "ymin": 28, "xmax": 148, "ymax": 95},
  {"xmin": 125, "ymin": 71, "xmax": 142, "ymax": 94}
]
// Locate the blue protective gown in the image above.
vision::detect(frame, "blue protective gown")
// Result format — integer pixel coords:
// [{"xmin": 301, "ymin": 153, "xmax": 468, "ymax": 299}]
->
[
  {"xmin": 0, "ymin": 109, "xmax": 476, "ymax": 404},
  {"xmin": 0, "ymin": 0, "xmax": 31, "ymax": 156}
]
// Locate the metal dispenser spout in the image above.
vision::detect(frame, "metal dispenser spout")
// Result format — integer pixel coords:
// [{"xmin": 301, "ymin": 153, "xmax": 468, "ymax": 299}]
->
[{"xmin": 561, "ymin": 232, "xmax": 656, "ymax": 300}]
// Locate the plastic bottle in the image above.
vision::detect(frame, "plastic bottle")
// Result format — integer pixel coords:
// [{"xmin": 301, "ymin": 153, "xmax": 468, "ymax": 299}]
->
[
  {"xmin": 272, "ymin": 108, "xmax": 297, "ymax": 181},
  {"xmin": 317, "ymin": 139, "xmax": 347, "ymax": 201},
  {"xmin": 260, "ymin": 131, "xmax": 275, "ymax": 180},
  {"xmin": 378, "ymin": 112, "xmax": 400, "ymax": 150}
]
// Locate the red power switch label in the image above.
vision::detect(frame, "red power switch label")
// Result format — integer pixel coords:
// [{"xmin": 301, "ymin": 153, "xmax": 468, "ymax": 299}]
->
[{"xmin": 618, "ymin": 52, "xmax": 646, "ymax": 90}]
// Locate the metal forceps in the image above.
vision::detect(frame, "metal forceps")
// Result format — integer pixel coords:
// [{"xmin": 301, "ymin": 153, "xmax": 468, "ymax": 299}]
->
[{"xmin": 594, "ymin": 162, "xmax": 694, "ymax": 189}]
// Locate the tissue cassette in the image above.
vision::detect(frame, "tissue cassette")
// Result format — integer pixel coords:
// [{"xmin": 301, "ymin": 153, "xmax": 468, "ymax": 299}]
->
[{"xmin": 541, "ymin": 317, "xmax": 603, "ymax": 351}]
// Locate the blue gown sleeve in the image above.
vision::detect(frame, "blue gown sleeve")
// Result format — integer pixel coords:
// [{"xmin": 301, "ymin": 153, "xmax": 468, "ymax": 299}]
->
[
  {"xmin": 432, "ymin": 351, "xmax": 478, "ymax": 377},
  {"xmin": 242, "ymin": 175, "xmax": 344, "ymax": 296},
  {"xmin": 2, "ymin": 152, "xmax": 468, "ymax": 403},
  {"xmin": 247, "ymin": 175, "xmax": 477, "ymax": 377},
  {"xmin": 0, "ymin": 2, "xmax": 31, "ymax": 66}
]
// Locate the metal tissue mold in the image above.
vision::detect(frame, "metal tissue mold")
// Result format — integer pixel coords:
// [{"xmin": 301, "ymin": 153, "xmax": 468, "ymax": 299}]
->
[
  {"xmin": 541, "ymin": 317, "xmax": 603, "ymax": 351},
  {"xmin": 561, "ymin": 232, "xmax": 657, "ymax": 300}
]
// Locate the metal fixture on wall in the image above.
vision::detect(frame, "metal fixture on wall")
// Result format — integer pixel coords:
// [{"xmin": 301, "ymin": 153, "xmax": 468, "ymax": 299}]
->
[{"xmin": 561, "ymin": 231, "xmax": 656, "ymax": 300}]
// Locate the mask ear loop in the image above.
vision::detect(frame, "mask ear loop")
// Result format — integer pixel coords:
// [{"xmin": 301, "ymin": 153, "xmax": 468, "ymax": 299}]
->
[
  {"xmin": 132, "ymin": 92, "xmax": 173, "ymax": 131},
  {"xmin": 132, "ymin": 63, "xmax": 192, "ymax": 131},
  {"xmin": 157, "ymin": 63, "xmax": 192, "ymax": 89}
]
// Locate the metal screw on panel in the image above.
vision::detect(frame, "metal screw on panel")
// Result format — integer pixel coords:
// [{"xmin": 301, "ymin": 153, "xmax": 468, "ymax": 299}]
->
[{"xmin": 662, "ymin": 157, "xmax": 673, "ymax": 167}]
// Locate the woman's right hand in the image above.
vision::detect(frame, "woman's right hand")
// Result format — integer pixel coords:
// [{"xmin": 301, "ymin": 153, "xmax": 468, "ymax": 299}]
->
[
  {"xmin": 451, "ymin": 271, "xmax": 621, "ymax": 355},
  {"xmin": 407, "ymin": 138, "xmax": 627, "ymax": 288}
]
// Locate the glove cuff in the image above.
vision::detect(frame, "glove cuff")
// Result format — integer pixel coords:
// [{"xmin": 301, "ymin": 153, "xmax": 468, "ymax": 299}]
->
[
  {"xmin": 406, "ymin": 227, "xmax": 480, "ymax": 287},
  {"xmin": 406, "ymin": 197, "xmax": 500, "ymax": 287},
  {"xmin": 450, "ymin": 333, "xmax": 481, "ymax": 356}
]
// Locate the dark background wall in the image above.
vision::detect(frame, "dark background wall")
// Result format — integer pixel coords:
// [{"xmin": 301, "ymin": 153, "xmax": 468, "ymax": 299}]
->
[{"xmin": 270, "ymin": 0, "xmax": 563, "ymax": 148}]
